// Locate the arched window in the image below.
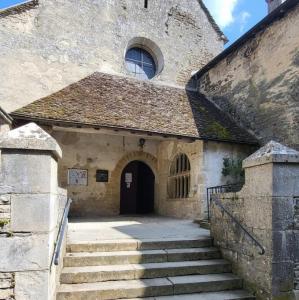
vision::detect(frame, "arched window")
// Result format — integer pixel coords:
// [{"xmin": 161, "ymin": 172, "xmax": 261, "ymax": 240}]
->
[
  {"xmin": 168, "ymin": 153, "xmax": 191, "ymax": 199},
  {"xmin": 125, "ymin": 47, "xmax": 156, "ymax": 80}
]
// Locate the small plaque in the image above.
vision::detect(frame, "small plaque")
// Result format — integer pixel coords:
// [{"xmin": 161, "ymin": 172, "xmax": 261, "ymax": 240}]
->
[
  {"xmin": 96, "ymin": 170, "xmax": 109, "ymax": 182},
  {"xmin": 125, "ymin": 173, "xmax": 133, "ymax": 188},
  {"xmin": 68, "ymin": 169, "xmax": 88, "ymax": 186},
  {"xmin": 125, "ymin": 173, "xmax": 132, "ymax": 183}
]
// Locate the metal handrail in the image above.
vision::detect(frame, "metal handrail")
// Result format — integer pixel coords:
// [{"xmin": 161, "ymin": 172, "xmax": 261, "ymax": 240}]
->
[
  {"xmin": 212, "ymin": 196, "xmax": 265, "ymax": 255},
  {"xmin": 207, "ymin": 183, "xmax": 243, "ymax": 220},
  {"xmin": 206, "ymin": 183, "xmax": 265, "ymax": 255},
  {"xmin": 53, "ymin": 198, "xmax": 72, "ymax": 266}
]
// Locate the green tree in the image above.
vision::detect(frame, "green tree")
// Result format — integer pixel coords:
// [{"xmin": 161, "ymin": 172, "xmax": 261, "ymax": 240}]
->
[{"xmin": 222, "ymin": 157, "xmax": 245, "ymax": 184}]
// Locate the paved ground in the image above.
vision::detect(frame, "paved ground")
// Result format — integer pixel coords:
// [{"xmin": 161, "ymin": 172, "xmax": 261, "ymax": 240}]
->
[{"xmin": 68, "ymin": 215, "xmax": 210, "ymax": 243}]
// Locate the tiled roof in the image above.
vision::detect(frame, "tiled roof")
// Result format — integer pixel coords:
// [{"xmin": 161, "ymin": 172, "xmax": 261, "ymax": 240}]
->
[
  {"xmin": 0, "ymin": 0, "xmax": 38, "ymax": 18},
  {"xmin": 12, "ymin": 72, "xmax": 258, "ymax": 144}
]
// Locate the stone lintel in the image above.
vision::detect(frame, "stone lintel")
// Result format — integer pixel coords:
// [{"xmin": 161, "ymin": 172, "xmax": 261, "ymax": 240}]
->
[
  {"xmin": 0, "ymin": 122, "xmax": 62, "ymax": 159},
  {"xmin": 243, "ymin": 140, "xmax": 299, "ymax": 168}
]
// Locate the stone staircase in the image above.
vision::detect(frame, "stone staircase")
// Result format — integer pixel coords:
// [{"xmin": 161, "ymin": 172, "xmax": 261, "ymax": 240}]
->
[{"xmin": 57, "ymin": 237, "xmax": 255, "ymax": 299}]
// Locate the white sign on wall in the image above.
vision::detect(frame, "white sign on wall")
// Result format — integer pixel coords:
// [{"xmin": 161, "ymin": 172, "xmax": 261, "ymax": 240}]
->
[
  {"xmin": 125, "ymin": 173, "xmax": 133, "ymax": 188},
  {"xmin": 68, "ymin": 169, "xmax": 88, "ymax": 186}
]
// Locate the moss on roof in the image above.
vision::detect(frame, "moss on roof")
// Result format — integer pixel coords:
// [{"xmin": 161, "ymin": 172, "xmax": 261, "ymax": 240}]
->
[{"xmin": 12, "ymin": 72, "xmax": 258, "ymax": 144}]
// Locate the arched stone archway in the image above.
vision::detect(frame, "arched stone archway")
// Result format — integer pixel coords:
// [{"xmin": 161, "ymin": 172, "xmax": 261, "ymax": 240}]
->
[{"xmin": 106, "ymin": 151, "xmax": 158, "ymax": 214}]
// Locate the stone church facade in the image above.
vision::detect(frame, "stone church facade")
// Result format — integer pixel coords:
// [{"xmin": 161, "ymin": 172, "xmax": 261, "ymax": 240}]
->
[
  {"xmin": 0, "ymin": 0, "xmax": 260, "ymax": 219},
  {"xmin": 0, "ymin": 0, "xmax": 298, "ymax": 220},
  {"xmin": 0, "ymin": 0, "xmax": 299, "ymax": 299}
]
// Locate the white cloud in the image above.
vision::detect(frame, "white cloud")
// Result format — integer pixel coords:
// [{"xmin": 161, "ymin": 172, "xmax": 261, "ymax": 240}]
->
[
  {"xmin": 203, "ymin": 0, "xmax": 239, "ymax": 28},
  {"xmin": 240, "ymin": 11, "xmax": 251, "ymax": 32}
]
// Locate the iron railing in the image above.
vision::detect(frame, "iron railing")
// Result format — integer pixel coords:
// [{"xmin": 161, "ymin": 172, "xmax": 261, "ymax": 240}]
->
[
  {"xmin": 206, "ymin": 183, "xmax": 243, "ymax": 220},
  {"xmin": 206, "ymin": 183, "xmax": 265, "ymax": 255},
  {"xmin": 52, "ymin": 198, "xmax": 72, "ymax": 266}
]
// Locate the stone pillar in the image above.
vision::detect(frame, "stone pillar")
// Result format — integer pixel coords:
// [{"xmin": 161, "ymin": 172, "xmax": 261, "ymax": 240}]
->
[
  {"xmin": 0, "ymin": 123, "xmax": 63, "ymax": 300},
  {"xmin": 210, "ymin": 141, "xmax": 299, "ymax": 300},
  {"xmin": 242, "ymin": 141, "xmax": 299, "ymax": 299}
]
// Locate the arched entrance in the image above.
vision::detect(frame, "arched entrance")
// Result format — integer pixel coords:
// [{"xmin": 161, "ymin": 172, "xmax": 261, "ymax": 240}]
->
[{"xmin": 120, "ymin": 160, "xmax": 155, "ymax": 215}]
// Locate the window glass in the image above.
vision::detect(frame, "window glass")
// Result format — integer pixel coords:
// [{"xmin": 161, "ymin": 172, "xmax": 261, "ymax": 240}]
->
[
  {"xmin": 168, "ymin": 154, "xmax": 191, "ymax": 199},
  {"xmin": 125, "ymin": 47, "xmax": 156, "ymax": 80}
]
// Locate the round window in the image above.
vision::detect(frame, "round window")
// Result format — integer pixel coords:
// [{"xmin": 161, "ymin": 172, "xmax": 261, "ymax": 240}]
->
[{"xmin": 125, "ymin": 47, "xmax": 157, "ymax": 80}]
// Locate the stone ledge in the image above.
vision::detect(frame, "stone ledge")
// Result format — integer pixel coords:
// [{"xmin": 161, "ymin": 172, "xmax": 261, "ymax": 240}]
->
[
  {"xmin": 243, "ymin": 141, "xmax": 299, "ymax": 168},
  {"xmin": 0, "ymin": 123, "xmax": 62, "ymax": 159}
]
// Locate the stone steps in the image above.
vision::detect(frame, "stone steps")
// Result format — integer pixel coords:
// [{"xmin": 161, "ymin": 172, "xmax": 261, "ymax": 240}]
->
[
  {"xmin": 194, "ymin": 219, "xmax": 211, "ymax": 230},
  {"xmin": 57, "ymin": 274, "xmax": 243, "ymax": 300},
  {"xmin": 60, "ymin": 259, "xmax": 231, "ymax": 284},
  {"xmin": 67, "ymin": 237, "xmax": 213, "ymax": 253},
  {"xmin": 123, "ymin": 289, "xmax": 255, "ymax": 299},
  {"xmin": 58, "ymin": 235, "xmax": 254, "ymax": 300},
  {"xmin": 64, "ymin": 247, "xmax": 221, "ymax": 267}
]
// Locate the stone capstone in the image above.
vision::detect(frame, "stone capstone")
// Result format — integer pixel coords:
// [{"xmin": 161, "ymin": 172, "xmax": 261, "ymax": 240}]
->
[
  {"xmin": 0, "ymin": 122, "xmax": 62, "ymax": 159},
  {"xmin": 243, "ymin": 140, "xmax": 299, "ymax": 168}
]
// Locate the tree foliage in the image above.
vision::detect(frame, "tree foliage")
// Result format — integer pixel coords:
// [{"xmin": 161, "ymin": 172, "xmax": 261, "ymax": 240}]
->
[{"xmin": 222, "ymin": 157, "xmax": 245, "ymax": 184}]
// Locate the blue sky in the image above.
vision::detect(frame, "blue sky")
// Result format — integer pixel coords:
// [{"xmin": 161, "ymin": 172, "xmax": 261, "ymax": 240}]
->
[
  {"xmin": 1, "ymin": 0, "xmax": 268, "ymax": 47},
  {"xmin": 0, "ymin": 0, "xmax": 29, "ymax": 9},
  {"xmin": 203, "ymin": 0, "xmax": 268, "ymax": 46}
]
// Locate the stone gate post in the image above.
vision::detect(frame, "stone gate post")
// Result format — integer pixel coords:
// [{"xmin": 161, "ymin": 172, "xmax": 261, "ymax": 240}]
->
[
  {"xmin": 210, "ymin": 141, "xmax": 299, "ymax": 300},
  {"xmin": 242, "ymin": 141, "xmax": 299, "ymax": 299},
  {"xmin": 0, "ymin": 123, "xmax": 63, "ymax": 300}
]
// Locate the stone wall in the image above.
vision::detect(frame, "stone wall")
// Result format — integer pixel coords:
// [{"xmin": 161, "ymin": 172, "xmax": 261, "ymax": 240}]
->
[
  {"xmin": 48, "ymin": 128, "xmax": 253, "ymax": 219},
  {"xmin": 210, "ymin": 141, "xmax": 299, "ymax": 300},
  {"xmin": 295, "ymin": 197, "xmax": 299, "ymax": 292},
  {"xmin": 157, "ymin": 140, "xmax": 204, "ymax": 219},
  {"xmin": 51, "ymin": 128, "xmax": 160, "ymax": 217},
  {"xmin": 202, "ymin": 141, "xmax": 255, "ymax": 215},
  {"xmin": 0, "ymin": 189, "xmax": 13, "ymax": 299},
  {"xmin": 0, "ymin": 120, "xmax": 11, "ymax": 134},
  {"xmin": 0, "ymin": 123, "xmax": 67, "ymax": 300},
  {"xmin": 0, "ymin": 0, "xmax": 224, "ymax": 113},
  {"xmin": 156, "ymin": 140, "xmax": 252, "ymax": 219},
  {"xmin": 197, "ymin": 4, "xmax": 299, "ymax": 149}
]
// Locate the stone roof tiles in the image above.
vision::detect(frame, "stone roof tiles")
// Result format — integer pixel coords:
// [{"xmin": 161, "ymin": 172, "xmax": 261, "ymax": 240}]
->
[{"xmin": 11, "ymin": 72, "xmax": 258, "ymax": 145}]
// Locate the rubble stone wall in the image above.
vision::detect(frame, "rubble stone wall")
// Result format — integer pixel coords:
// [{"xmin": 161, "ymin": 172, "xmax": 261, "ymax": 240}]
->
[{"xmin": 197, "ymin": 4, "xmax": 299, "ymax": 149}]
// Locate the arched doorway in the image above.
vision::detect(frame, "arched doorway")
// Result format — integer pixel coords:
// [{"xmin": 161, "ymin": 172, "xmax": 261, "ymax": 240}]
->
[{"xmin": 120, "ymin": 161, "xmax": 155, "ymax": 215}]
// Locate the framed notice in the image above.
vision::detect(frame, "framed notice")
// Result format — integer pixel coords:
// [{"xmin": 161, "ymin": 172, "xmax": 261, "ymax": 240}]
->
[{"xmin": 68, "ymin": 169, "xmax": 88, "ymax": 186}]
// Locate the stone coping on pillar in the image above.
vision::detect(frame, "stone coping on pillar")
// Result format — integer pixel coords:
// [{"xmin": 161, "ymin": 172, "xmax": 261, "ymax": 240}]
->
[
  {"xmin": 0, "ymin": 122, "xmax": 62, "ymax": 159},
  {"xmin": 243, "ymin": 140, "xmax": 299, "ymax": 168}
]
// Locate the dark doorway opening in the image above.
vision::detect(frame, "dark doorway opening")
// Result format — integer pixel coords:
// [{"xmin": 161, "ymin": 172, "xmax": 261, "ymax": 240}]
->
[{"xmin": 120, "ymin": 161, "xmax": 155, "ymax": 215}]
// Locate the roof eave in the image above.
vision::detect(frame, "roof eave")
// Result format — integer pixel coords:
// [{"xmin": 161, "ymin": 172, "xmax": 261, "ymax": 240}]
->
[
  {"xmin": 197, "ymin": 0, "xmax": 228, "ymax": 43},
  {"xmin": 0, "ymin": 0, "xmax": 38, "ymax": 18},
  {"xmin": 0, "ymin": 106, "xmax": 13, "ymax": 125},
  {"xmin": 11, "ymin": 113, "xmax": 259, "ymax": 146}
]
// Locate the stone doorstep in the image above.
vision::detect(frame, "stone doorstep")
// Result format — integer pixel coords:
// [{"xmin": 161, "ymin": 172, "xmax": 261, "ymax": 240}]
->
[
  {"xmin": 57, "ymin": 274, "xmax": 244, "ymax": 300},
  {"xmin": 60, "ymin": 259, "xmax": 232, "ymax": 284},
  {"xmin": 123, "ymin": 289, "xmax": 255, "ymax": 299},
  {"xmin": 63, "ymin": 247, "xmax": 221, "ymax": 267},
  {"xmin": 67, "ymin": 237, "xmax": 213, "ymax": 253}
]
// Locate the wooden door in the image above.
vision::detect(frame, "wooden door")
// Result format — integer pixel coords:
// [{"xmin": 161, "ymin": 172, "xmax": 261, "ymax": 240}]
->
[{"xmin": 120, "ymin": 161, "xmax": 155, "ymax": 215}]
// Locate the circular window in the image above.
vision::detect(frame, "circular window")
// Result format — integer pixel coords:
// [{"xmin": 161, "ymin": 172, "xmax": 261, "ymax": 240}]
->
[{"xmin": 125, "ymin": 47, "xmax": 157, "ymax": 80}]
